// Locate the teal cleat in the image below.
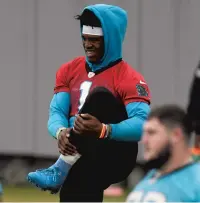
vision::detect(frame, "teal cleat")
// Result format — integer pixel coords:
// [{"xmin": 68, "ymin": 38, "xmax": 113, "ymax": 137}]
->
[{"xmin": 27, "ymin": 166, "xmax": 67, "ymax": 194}]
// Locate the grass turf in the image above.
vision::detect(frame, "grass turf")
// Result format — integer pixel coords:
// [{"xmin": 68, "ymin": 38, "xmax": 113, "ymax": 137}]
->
[{"xmin": 2, "ymin": 185, "xmax": 128, "ymax": 202}]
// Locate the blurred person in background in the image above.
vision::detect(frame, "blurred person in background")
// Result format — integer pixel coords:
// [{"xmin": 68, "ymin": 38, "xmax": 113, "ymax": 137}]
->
[
  {"xmin": 126, "ymin": 104, "xmax": 200, "ymax": 202},
  {"xmin": 0, "ymin": 182, "xmax": 3, "ymax": 202},
  {"xmin": 187, "ymin": 60, "xmax": 200, "ymax": 161},
  {"xmin": 27, "ymin": 4, "xmax": 151, "ymax": 202},
  {"xmin": 104, "ymin": 182, "xmax": 125, "ymax": 197}
]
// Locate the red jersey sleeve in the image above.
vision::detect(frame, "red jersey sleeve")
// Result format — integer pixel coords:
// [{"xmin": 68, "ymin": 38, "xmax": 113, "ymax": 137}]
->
[
  {"xmin": 54, "ymin": 59, "xmax": 75, "ymax": 94},
  {"xmin": 54, "ymin": 57, "xmax": 85, "ymax": 93},
  {"xmin": 116, "ymin": 66, "xmax": 151, "ymax": 105}
]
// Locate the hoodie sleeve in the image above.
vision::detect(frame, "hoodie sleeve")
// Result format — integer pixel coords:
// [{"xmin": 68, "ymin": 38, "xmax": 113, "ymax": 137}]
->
[
  {"xmin": 47, "ymin": 92, "xmax": 70, "ymax": 138},
  {"xmin": 110, "ymin": 102, "xmax": 150, "ymax": 141},
  {"xmin": 110, "ymin": 66, "xmax": 151, "ymax": 141},
  {"xmin": 48, "ymin": 61, "xmax": 72, "ymax": 138}
]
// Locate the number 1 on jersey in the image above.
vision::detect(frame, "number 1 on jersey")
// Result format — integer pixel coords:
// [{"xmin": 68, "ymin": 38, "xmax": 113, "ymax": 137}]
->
[{"xmin": 78, "ymin": 81, "xmax": 92, "ymax": 111}]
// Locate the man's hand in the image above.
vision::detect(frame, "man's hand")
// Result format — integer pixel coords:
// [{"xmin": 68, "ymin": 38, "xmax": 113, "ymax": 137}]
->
[
  {"xmin": 73, "ymin": 114, "xmax": 102, "ymax": 138},
  {"xmin": 58, "ymin": 128, "xmax": 77, "ymax": 155}
]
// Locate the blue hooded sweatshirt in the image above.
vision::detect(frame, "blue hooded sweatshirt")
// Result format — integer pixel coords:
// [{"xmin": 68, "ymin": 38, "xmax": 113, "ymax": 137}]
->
[
  {"xmin": 48, "ymin": 4, "xmax": 150, "ymax": 141},
  {"xmin": 82, "ymin": 4, "xmax": 127, "ymax": 72}
]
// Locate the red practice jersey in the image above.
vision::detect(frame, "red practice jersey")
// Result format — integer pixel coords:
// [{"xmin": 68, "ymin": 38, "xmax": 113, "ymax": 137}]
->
[{"xmin": 54, "ymin": 57, "xmax": 151, "ymax": 117}]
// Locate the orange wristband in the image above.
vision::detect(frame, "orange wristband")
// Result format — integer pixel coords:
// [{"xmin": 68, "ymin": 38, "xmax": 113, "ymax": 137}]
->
[{"xmin": 99, "ymin": 123, "xmax": 107, "ymax": 139}]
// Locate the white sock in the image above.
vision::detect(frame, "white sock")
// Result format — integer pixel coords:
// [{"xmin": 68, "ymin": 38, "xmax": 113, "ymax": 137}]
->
[{"xmin": 59, "ymin": 153, "xmax": 81, "ymax": 165}]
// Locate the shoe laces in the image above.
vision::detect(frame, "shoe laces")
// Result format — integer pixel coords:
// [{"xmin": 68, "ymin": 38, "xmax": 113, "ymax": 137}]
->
[{"xmin": 37, "ymin": 167, "xmax": 60, "ymax": 175}]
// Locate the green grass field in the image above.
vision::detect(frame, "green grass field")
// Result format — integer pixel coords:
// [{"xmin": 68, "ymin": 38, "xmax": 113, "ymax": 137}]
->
[{"xmin": 2, "ymin": 185, "xmax": 128, "ymax": 202}]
